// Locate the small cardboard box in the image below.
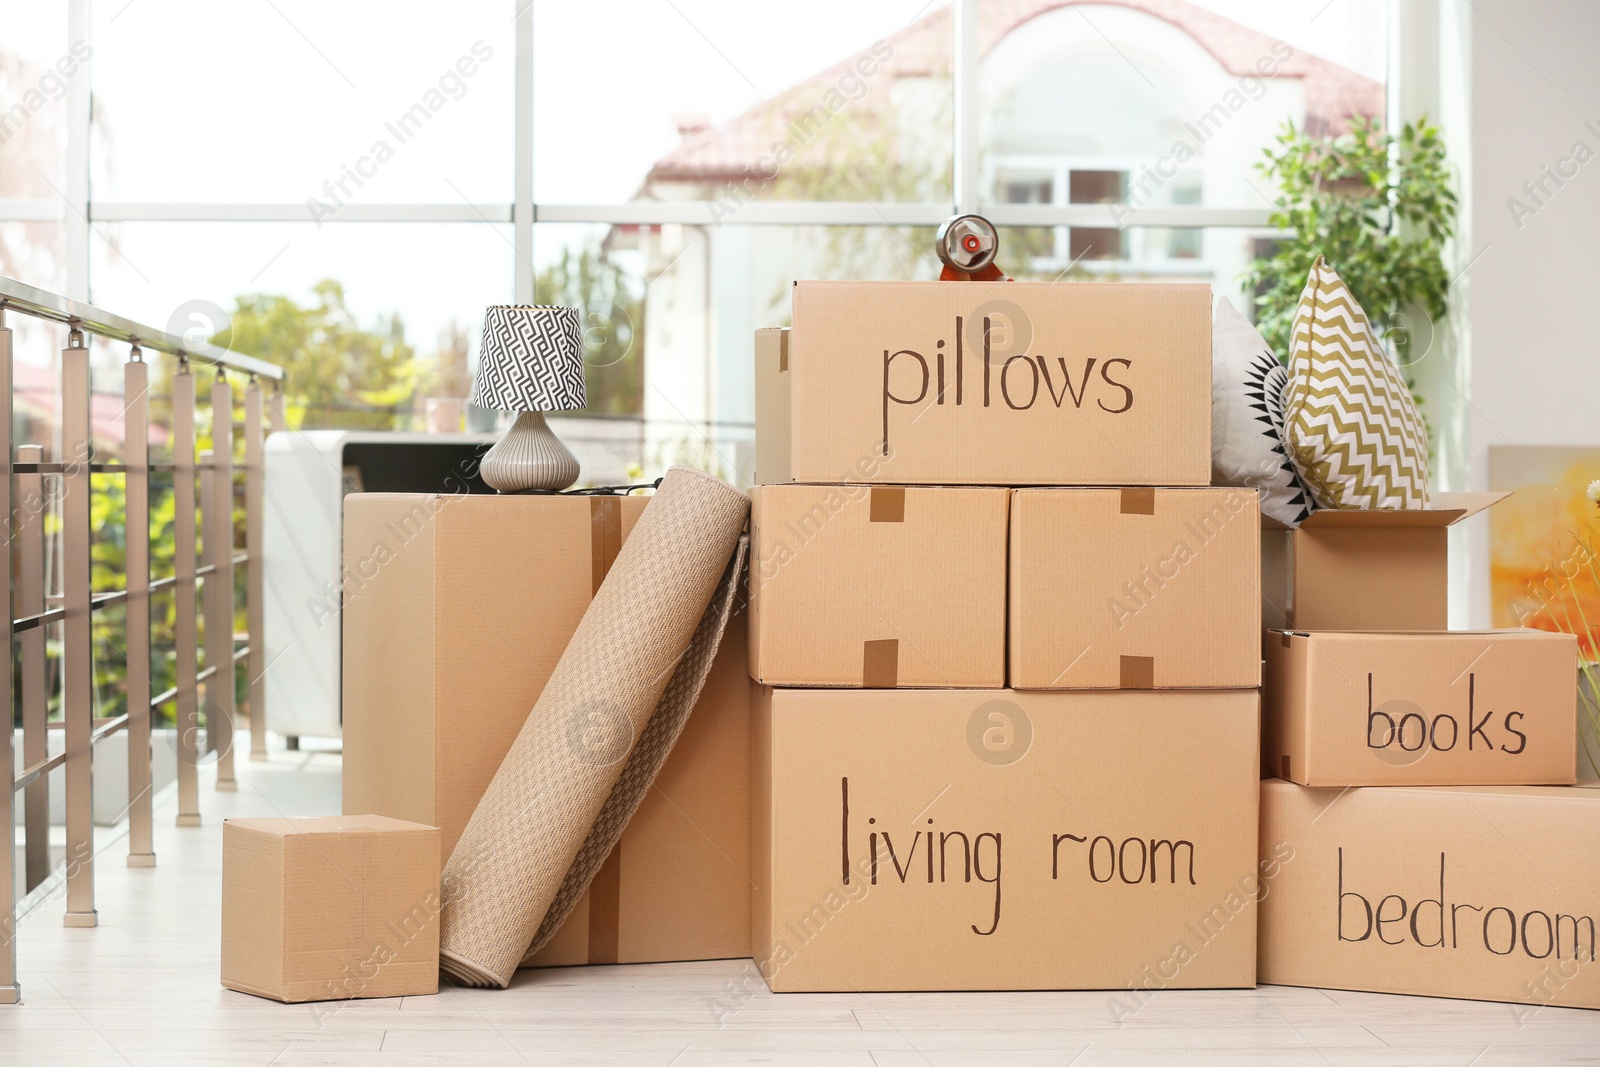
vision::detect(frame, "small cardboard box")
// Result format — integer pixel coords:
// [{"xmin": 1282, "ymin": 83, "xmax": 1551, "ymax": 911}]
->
[
  {"xmin": 1009, "ymin": 487, "xmax": 1261, "ymax": 689},
  {"xmin": 343, "ymin": 492, "xmax": 753, "ymax": 967},
  {"xmin": 749, "ymin": 484, "xmax": 1009, "ymax": 688},
  {"xmin": 752, "ymin": 687, "xmax": 1261, "ymax": 992},
  {"xmin": 1262, "ymin": 493, "xmax": 1508, "ymax": 630},
  {"xmin": 221, "ymin": 815, "xmax": 440, "ymax": 1002},
  {"xmin": 1259, "ymin": 779, "xmax": 1600, "ymax": 1010},
  {"xmin": 1264, "ymin": 629, "xmax": 1578, "ymax": 787},
  {"xmin": 756, "ymin": 281, "xmax": 1211, "ymax": 486}
]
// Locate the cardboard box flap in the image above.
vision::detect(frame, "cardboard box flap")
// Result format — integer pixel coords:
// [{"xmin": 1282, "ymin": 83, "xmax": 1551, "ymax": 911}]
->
[{"xmin": 1293, "ymin": 491, "xmax": 1511, "ymax": 530}]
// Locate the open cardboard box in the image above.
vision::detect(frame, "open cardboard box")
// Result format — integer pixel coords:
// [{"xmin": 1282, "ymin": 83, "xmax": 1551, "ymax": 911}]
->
[{"xmin": 1261, "ymin": 492, "xmax": 1509, "ymax": 631}]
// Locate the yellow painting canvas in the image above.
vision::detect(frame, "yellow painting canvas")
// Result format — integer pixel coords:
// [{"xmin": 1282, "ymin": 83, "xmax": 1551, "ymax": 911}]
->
[{"xmin": 1490, "ymin": 445, "xmax": 1600, "ymax": 659}]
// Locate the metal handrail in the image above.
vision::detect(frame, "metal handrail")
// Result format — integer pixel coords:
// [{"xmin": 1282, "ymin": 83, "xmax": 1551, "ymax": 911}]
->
[
  {"xmin": 0, "ymin": 281, "xmax": 284, "ymax": 1005},
  {"xmin": 0, "ymin": 275, "xmax": 282, "ymax": 380}
]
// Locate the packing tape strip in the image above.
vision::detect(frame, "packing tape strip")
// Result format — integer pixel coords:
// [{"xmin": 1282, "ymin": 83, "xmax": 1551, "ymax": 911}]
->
[
  {"xmin": 590, "ymin": 497, "xmax": 625, "ymax": 594},
  {"xmin": 1120, "ymin": 487, "xmax": 1156, "ymax": 515},
  {"xmin": 1119, "ymin": 654, "xmax": 1155, "ymax": 689},
  {"xmin": 869, "ymin": 487, "xmax": 905, "ymax": 523},
  {"xmin": 585, "ymin": 495, "xmax": 628, "ymax": 963},
  {"xmin": 586, "ymin": 848, "xmax": 622, "ymax": 965},
  {"xmin": 863, "ymin": 639, "xmax": 899, "ymax": 688}
]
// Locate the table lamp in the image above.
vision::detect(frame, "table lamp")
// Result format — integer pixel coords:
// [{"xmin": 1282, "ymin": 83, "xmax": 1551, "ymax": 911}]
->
[{"xmin": 470, "ymin": 304, "xmax": 588, "ymax": 492}]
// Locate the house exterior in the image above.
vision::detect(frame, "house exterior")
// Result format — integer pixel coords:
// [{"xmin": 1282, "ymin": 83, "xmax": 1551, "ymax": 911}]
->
[{"xmin": 612, "ymin": 0, "xmax": 1384, "ymax": 484}]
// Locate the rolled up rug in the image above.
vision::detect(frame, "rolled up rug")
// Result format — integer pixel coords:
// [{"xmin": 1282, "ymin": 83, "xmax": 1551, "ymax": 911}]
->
[
  {"xmin": 439, "ymin": 466, "xmax": 750, "ymax": 988},
  {"xmin": 520, "ymin": 532, "xmax": 747, "ymax": 966}
]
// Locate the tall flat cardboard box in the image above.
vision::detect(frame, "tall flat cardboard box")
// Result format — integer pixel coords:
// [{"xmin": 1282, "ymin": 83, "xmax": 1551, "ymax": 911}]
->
[
  {"xmin": 343, "ymin": 492, "xmax": 753, "ymax": 966},
  {"xmin": 1261, "ymin": 493, "xmax": 1508, "ymax": 630},
  {"xmin": 343, "ymin": 493, "xmax": 648, "ymax": 857},
  {"xmin": 757, "ymin": 281, "xmax": 1212, "ymax": 486},
  {"xmin": 1009, "ymin": 488, "xmax": 1261, "ymax": 689},
  {"xmin": 749, "ymin": 484, "xmax": 1008, "ymax": 688},
  {"xmin": 1264, "ymin": 629, "xmax": 1578, "ymax": 786},
  {"xmin": 1259, "ymin": 779, "xmax": 1600, "ymax": 1010},
  {"xmin": 752, "ymin": 687, "xmax": 1262, "ymax": 992},
  {"xmin": 221, "ymin": 815, "xmax": 439, "ymax": 1002}
]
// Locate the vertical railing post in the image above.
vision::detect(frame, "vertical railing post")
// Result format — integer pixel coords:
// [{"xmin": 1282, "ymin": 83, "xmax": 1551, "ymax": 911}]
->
[
  {"xmin": 198, "ymin": 451, "xmax": 213, "ymax": 761},
  {"xmin": 16, "ymin": 446, "xmax": 48, "ymax": 891},
  {"xmin": 60, "ymin": 325, "xmax": 96, "ymax": 929},
  {"xmin": 245, "ymin": 378, "xmax": 266, "ymax": 762},
  {"xmin": 124, "ymin": 350, "xmax": 154, "ymax": 866},
  {"xmin": 203, "ymin": 387, "xmax": 236, "ymax": 792},
  {"xmin": 173, "ymin": 363, "xmax": 200, "ymax": 827},
  {"xmin": 210, "ymin": 376, "xmax": 235, "ymax": 790},
  {"xmin": 0, "ymin": 304, "xmax": 20, "ymax": 1003}
]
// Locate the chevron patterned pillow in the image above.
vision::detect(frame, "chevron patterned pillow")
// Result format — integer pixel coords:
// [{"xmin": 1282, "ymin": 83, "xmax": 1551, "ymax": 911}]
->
[{"xmin": 1282, "ymin": 257, "xmax": 1429, "ymax": 510}]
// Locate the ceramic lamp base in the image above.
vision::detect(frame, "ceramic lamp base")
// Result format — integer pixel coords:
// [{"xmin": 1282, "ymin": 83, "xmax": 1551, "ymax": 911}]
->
[{"xmin": 480, "ymin": 410, "xmax": 580, "ymax": 492}]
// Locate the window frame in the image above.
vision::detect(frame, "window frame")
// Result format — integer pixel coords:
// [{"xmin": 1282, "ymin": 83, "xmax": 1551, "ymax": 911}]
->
[{"xmin": 0, "ymin": 0, "xmax": 1310, "ymax": 305}]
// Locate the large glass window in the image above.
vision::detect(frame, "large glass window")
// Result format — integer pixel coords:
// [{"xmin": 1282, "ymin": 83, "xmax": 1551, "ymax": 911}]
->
[
  {"xmin": 0, "ymin": 0, "xmax": 1388, "ymax": 485},
  {"xmin": 90, "ymin": 0, "xmax": 513, "ymax": 204}
]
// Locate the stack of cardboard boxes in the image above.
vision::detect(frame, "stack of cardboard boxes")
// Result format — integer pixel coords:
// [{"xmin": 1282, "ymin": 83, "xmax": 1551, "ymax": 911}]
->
[
  {"xmin": 226, "ymin": 276, "xmax": 1599, "ymax": 1014},
  {"xmin": 747, "ymin": 281, "xmax": 1267, "ymax": 991},
  {"xmin": 1255, "ymin": 502, "xmax": 1595, "ymax": 1008}
]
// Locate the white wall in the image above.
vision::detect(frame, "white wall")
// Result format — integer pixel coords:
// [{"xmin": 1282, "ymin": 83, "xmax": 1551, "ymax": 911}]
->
[{"xmin": 1463, "ymin": 0, "xmax": 1600, "ymax": 625}]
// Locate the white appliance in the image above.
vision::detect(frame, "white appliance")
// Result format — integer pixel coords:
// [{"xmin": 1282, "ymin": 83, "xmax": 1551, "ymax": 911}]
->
[{"xmin": 263, "ymin": 430, "xmax": 496, "ymax": 742}]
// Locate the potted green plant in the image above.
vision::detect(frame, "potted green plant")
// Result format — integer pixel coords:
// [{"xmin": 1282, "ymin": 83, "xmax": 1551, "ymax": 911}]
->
[{"xmin": 1244, "ymin": 115, "xmax": 1457, "ymax": 386}]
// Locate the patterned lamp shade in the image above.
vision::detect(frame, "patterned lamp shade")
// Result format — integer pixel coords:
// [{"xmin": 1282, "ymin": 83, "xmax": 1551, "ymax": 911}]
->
[{"xmin": 469, "ymin": 305, "xmax": 587, "ymax": 412}]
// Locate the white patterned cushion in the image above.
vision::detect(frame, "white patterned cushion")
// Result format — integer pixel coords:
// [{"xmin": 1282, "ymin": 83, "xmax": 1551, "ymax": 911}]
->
[
  {"xmin": 1282, "ymin": 257, "xmax": 1429, "ymax": 510},
  {"xmin": 1210, "ymin": 296, "xmax": 1315, "ymax": 526}
]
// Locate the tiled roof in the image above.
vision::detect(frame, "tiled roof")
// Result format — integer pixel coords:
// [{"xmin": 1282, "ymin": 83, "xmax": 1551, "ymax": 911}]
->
[{"xmin": 646, "ymin": 0, "xmax": 1383, "ymax": 183}]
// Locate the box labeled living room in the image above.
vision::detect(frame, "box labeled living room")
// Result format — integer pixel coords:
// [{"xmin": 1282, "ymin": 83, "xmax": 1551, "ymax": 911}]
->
[{"xmin": 753, "ymin": 687, "xmax": 1263, "ymax": 992}]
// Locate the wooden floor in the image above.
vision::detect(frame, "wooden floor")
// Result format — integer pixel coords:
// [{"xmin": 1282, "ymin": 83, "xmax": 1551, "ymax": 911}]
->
[{"xmin": 4, "ymin": 747, "xmax": 1600, "ymax": 1066}]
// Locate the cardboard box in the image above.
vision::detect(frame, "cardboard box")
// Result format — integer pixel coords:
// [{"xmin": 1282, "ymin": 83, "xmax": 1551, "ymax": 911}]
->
[
  {"xmin": 344, "ymin": 493, "xmax": 648, "ymax": 857},
  {"xmin": 1009, "ymin": 487, "xmax": 1261, "ymax": 689},
  {"xmin": 1259, "ymin": 779, "xmax": 1600, "ymax": 1010},
  {"xmin": 1264, "ymin": 629, "xmax": 1578, "ymax": 787},
  {"xmin": 749, "ymin": 484, "xmax": 1008, "ymax": 688},
  {"xmin": 221, "ymin": 815, "xmax": 439, "ymax": 1002},
  {"xmin": 1261, "ymin": 493, "xmax": 1508, "ymax": 630},
  {"xmin": 752, "ymin": 687, "xmax": 1261, "ymax": 992},
  {"xmin": 343, "ymin": 492, "xmax": 753, "ymax": 967},
  {"xmin": 756, "ymin": 281, "xmax": 1211, "ymax": 486}
]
